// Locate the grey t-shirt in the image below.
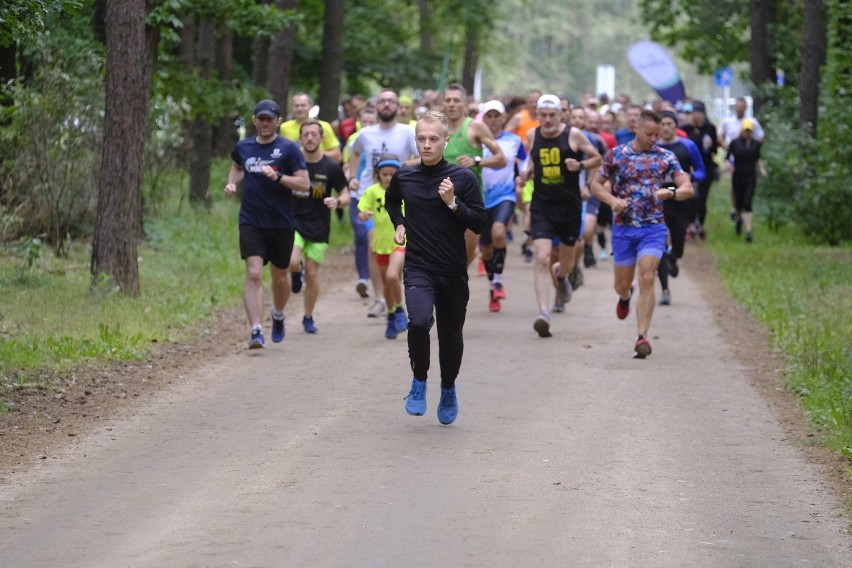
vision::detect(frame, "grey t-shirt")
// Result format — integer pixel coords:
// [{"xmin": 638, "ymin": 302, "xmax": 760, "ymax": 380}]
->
[{"xmin": 350, "ymin": 123, "xmax": 418, "ymax": 198}]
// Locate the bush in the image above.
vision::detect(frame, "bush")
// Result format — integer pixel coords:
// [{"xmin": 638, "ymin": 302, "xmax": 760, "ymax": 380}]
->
[
  {"xmin": 755, "ymin": 82, "xmax": 850, "ymax": 245},
  {"xmin": 0, "ymin": 25, "xmax": 105, "ymax": 254}
]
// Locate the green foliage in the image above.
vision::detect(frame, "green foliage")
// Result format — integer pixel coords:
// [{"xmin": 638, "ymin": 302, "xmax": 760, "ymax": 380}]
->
[
  {"xmin": 148, "ymin": 0, "xmax": 298, "ymax": 45},
  {"xmin": 705, "ymin": 185, "xmax": 852, "ymax": 454},
  {"xmin": 750, "ymin": 88, "xmax": 812, "ymax": 230},
  {"xmin": 338, "ymin": 0, "xmax": 439, "ymax": 93},
  {"xmin": 0, "ymin": 0, "xmax": 81, "ymax": 47},
  {"xmin": 12, "ymin": 236, "xmax": 44, "ymax": 272},
  {"xmin": 638, "ymin": 0, "xmax": 749, "ymax": 74},
  {"xmin": 0, "ymin": 13, "xmax": 104, "ymax": 253},
  {"xmin": 756, "ymin": 69, "xmax": 851, "ymax": 245},
  {"xmin": 802, "ymin": 0, "xmax": 852, "ymax": 246}
]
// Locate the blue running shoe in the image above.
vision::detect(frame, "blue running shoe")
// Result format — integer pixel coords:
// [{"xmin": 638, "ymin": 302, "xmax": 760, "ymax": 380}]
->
[
  {"xmin": 405, "ymin": 378, "xmax": 427, "ymax": 416},
  {"xmin": 271, "ymin": 313, "xmax": 285, "ymax": 343},
  {"xmin": 248, "ymin": 329, "xmax": 265, "ymax": 349},
  {"xmin": 302, "ymin": 315, "xmax": 318, "ymax": 334},
  {"xmin": 394, "ymin": 306, "xmax": 408, "ymax": 333},
  {"xmin": 437, "ymin": 386, "xmax": 458, "ymax": 425},
  {"xmin": 385, "ymin": 314, "xmax": 397, "ymax": 339}
]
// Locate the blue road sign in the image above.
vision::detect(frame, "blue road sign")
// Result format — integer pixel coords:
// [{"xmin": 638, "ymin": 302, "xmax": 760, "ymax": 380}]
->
[{"xmin": 714, "ymin": 67, "xmax": 734, "ymax": 88}]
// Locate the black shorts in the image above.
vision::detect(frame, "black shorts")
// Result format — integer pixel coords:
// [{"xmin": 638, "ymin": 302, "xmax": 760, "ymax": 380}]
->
[
  {"xmin": 529, "ymin": 201, "xmax": 581, "ymax": 246},
  {"xmin": 479, "ymin": 200, "xmax": 516, "ymax": 246},
  {"xmin": 596, "ymin": 201, "xmax": 613, "ymax": 227},
  {"xmin": 239, "ymin": 224, "xmax": 295, "ymax": 269}
]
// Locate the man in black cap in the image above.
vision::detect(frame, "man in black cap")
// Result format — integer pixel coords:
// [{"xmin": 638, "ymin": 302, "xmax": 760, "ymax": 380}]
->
[
  {"xmin": 225, "ymin": 99, "xmax": 310, "ymax": 349},
  {"xmin": 684, "ymin": 101, "xmax": 719, "ymax": 240}
]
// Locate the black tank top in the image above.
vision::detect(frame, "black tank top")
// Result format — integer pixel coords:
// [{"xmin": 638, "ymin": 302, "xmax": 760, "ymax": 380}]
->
[{"xmin": 531, "ymin": 125, "xmax": 583, "ymax": 207}]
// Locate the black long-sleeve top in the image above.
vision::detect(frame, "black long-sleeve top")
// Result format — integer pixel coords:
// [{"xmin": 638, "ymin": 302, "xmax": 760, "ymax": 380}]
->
[{"xmin": 386, "ymin": 158, "xmax": 486, "ymax": 276}]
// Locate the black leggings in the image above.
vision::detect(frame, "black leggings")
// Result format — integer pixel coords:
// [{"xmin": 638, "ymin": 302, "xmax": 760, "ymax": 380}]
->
[
  {"xmin": 404, "ymin": 267, "xmax": 470, "ymax": 389},
  {"xmin": 695, "ymin": 176, "xmax": 713, "ymax": 226},
  {"xmin": 658, "ymin": 201, "xmax": 693, "ymax": 290},
  {"xmin": 733, "ymin": 174, "xmax": 756, "ymax": 213}
]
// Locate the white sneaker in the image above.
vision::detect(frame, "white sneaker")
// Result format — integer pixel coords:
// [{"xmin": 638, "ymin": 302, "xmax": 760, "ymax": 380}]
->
[{"xmin": 367, "ymin": 299, "xmax": 387, "ymax": 318}]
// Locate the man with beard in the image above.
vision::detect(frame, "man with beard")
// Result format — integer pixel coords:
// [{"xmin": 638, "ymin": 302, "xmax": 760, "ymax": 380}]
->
[
  {"xmin": 348, "ymin": 89, "xmax": 419, "ymax": 317},
  {"xmin": 521, "ymin": 95, "xmax": 602, "ymax": 338},
  {"xmin": 284, "ymin": 120, "xmax": 350, "ymax": 335}
]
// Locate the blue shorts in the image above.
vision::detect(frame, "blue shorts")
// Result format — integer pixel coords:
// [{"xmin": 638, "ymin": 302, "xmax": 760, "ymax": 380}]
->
[
  {"xmin": 586, "ymin": 196, "xmax": 601, "ymax": 218},
  {"xmin": 611, "ymin": 223, "xmax": 668, "ymax": 266}
]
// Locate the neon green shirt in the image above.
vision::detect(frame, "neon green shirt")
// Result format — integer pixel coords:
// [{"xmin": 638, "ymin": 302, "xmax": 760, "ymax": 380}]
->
[
  {"xmin": 358, "ymin": 182, "xmax": 404, "ymax": 254},
  {"xmin": 279, "ymin": 119, "xmax": 339, "ymax": 152}
]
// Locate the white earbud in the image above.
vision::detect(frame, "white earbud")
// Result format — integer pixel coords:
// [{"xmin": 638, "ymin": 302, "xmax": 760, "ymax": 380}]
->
[{"xmin": 444, "ymin": 142, "xmax": 448, "ymax": 148}]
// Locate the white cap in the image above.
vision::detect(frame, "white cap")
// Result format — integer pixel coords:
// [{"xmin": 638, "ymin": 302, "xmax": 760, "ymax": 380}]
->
[
  {"xmin": 481, "ymin": 100, "xmax": 505, "ymax": 115},
  {"xmin": 536, "ymin": 94, "xmax": 561, "ymax": 110}
]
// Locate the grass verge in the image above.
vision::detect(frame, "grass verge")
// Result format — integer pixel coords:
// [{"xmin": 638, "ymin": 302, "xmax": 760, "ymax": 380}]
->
[
  {"xmin": 703, "ymin": 180, "xmax": 852, "ymax": 456},
  {"xmin": 0, "ymin": 158, "xmax": 354, "ymax": 402}
]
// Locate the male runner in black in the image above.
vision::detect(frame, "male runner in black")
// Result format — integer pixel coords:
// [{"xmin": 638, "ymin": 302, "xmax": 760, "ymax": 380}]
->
[{"xmin": 386, "ymin": 111, "xmax": 486, "ymax": 425}]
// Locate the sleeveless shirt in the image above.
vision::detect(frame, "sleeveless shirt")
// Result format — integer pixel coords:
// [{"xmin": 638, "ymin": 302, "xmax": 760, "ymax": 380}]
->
[
  {"xmin": 531, "ymin": 125, "xmax": 582, "ymax": 209},
  {"xmin": 445, "ymin": 117, "xmax": 483, "ymax": 188}
]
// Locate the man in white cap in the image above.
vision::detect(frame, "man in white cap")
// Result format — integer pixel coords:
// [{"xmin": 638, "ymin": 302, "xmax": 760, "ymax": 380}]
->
[
  {"xmin": 479, "ymin": 99, "xmax": 528, "ymax": 312},
  {"xmin": 521, "ymin": 94, "xmax": 602, "ymax": 337}
]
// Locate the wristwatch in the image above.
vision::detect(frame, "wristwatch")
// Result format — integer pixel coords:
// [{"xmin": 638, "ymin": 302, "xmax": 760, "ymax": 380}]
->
[
  {"xmin": 275, "ymin": 172, "xmax": 283, "ymax": 184},
  {"xmin": 473, "ymin": 156, "xmax": 482, "ymax": 167},
  {"xmin": 448, "ymin": 197, "xmax": 459, "ymax": 211}
]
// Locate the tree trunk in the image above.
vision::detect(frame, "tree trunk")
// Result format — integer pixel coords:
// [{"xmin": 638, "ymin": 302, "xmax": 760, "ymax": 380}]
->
[
  {"xmin": 214, "ymin": 26, "xmax": 236, "ymax": 155},
  {"xmin": 419, "ymin": 0, "xmax": 432, "ymax": 52},
  {"xmin": 799, "ymin": 0, "xmax": 827, "ymax": 136},
  {"xmin": 461, "ymin": 30, "xmax": 478, "ymax": 95},
  {"xmin": 749, "ymin": 0, "xmax": 776, "ymax": 113},
  {"xmin": 0, "ymin": 44, "xmax": 14, "ymax": 122},
  {"xmin": 318, "ymin": 0, "xmax": 343, "ymax": 123},
  {"xmin": 252, "ymin": 36, "xmax": 269, "ymax": 89},
  {"xmin": 91, "ymin": 0, "xmax": 152, "ymax": 296},
  {"xmin": 188, "ymin": 19, "xmax": 215, "ymax": 208},
  {"xmin": 267, "ymin": 0, "xmax": 298, "ymax": 115}
]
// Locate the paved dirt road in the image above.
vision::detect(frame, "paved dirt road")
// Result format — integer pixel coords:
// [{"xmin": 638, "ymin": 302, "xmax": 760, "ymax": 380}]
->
[{"xmin": 1, "ymin": 249, "xmax": 849, "ymax": 567}]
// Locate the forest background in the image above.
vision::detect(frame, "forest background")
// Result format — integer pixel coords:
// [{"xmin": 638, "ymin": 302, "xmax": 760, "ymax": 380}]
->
[{"xmin": 0, "ymin": 1, "xmax": 850, "ymax": 466}]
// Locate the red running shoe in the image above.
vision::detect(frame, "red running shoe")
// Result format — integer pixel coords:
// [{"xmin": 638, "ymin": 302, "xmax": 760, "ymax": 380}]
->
[
  {"xmin": 616, "ymin": 287, "xmax": 633, "ymax": 320},
  {"xmin": 492, "ymin": 282, "xmax": 507, "ymax": 300},
  {"xmin": 489, "ymin": 290, "xmax": 501, "ymax": 313},
  {"xmin": 477, "ymin": 257, "xmax": 487, "ymax": 276},
  {"xmin": 634, "ymin": 336, "xmax": 652, "ymax": 359}
]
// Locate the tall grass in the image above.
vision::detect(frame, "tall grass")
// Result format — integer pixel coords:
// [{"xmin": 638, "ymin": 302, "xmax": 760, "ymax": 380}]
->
[
  {"xmin": 704, "ymin": 179, "xmax": 852, "ymax": 454},
  {"xmin": 0, "ymin": 158, "xmax": 355, "ymax": 389}
]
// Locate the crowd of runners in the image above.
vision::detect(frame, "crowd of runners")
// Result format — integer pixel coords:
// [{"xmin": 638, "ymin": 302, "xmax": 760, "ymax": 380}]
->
[{"xmin": 225, "ymin": 87, "xmax": 766, "ymax": 424}]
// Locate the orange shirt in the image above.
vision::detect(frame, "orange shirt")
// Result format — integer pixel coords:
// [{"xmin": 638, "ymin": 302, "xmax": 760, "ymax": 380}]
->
[{"xmin": 513, "ymin": 109, "xmax": 539, "ymax": 148}]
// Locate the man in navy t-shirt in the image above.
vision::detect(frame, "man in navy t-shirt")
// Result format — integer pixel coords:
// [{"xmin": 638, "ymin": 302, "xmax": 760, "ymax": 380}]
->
[{"xmin": 225, "ymin": 99, "xmax": 309, "ymax": 349}]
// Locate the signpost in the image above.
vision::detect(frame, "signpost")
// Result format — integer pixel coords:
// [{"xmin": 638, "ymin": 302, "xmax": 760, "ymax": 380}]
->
[{"xmin": 714, "ymin": 66, "xmax": 733, "ymax": 121}]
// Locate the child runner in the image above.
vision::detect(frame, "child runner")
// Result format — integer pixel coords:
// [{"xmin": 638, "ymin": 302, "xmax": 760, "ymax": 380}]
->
[{"xmin": 357, "ymin": 154, "xmax": 408, "ymax": 339}]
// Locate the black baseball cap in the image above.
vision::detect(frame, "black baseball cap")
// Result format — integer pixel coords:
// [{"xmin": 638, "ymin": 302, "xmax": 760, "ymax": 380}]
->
[
  {"xmin": 254, "ymin": 99, "xmax": 281, "ymax": 118},
  {"xmin": 692, "ymin": 100, "xmax": 706, "ymax": 113}
]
